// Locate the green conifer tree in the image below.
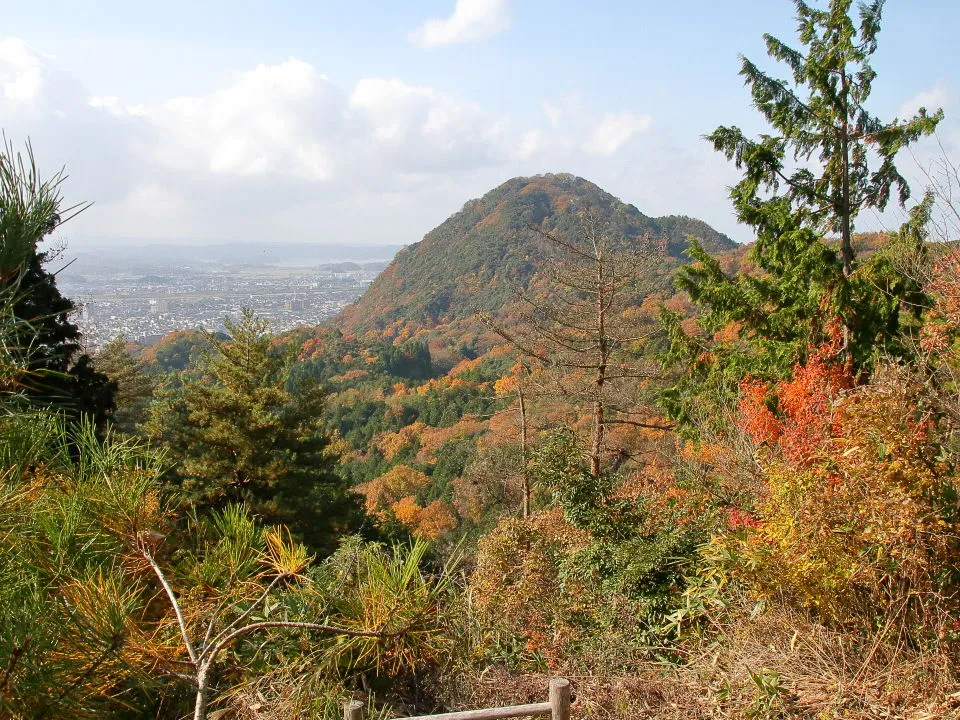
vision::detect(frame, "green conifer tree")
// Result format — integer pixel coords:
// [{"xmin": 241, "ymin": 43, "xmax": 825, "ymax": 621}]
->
[
  {"xmin": 662, "ymin": 0, "xmax": 941, "ymax": 427},
  {"xmin": 93, "ymin": 336, "xmax": 155, "ymax": 435},
  {"xmin": 148, "ymin": 310, "xmax": 360, "ymax": 552},
  {"xmin": 0, "ymin": 141, "xmax": 115, "ymax": 424}
]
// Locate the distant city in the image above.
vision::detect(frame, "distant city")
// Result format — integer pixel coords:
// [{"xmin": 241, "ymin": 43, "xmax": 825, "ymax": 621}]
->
[{"xmin": 56, "ymin": 242, "xmax": 403, "ymax": 348}]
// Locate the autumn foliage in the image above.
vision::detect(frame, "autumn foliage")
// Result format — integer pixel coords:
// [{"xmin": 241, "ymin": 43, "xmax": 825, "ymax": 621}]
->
[
  {"xmin": 471, "ymin": 510, "xmax": 591, "ymax": 665},
  {"xmin": 727, "ymin": 356, "xmax": 959, "ymax": 629},
  {"xmin": 737, "ymin": 337, "xmax": 853, "ymax": 465},
  {"xmin": 358, "ymin": 464, "xmax": 458, "ymax": 539}
]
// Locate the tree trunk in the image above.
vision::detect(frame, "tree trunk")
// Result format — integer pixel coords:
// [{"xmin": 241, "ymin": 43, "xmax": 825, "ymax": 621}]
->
[
  {"xmin": 590, "ymin": 252, "xmax": 607, "ymax": 479},
  {"xmin": 590, "ymin": 395, "xmax": 604, "ymax": 479},
  {"xmin": 194, "ymin": 663, "xmax": 210, "ymax": 720},
  {"xmin": 839, "ymin": 67, "xmax": 854, "ymax": 366},
  {"xmin": 518, "ymin": 380, "xmax": 530, "ymax": 518}
]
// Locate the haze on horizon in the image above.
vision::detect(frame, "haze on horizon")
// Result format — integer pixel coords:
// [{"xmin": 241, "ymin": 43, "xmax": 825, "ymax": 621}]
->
[{"xmin": 3, "ymin": 0, "xmax": 958, "ymax": 249}]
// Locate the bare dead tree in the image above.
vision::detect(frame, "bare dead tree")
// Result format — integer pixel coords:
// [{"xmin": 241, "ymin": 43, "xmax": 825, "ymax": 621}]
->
[
  {"xmin": 913, "ymin": 136, "xmax": 960, "ymax": 246},
  {"xmin": 483, "ymin": 211, "xmax": 672, "ymax": 479},
  {"xmin": 516, "ymin": 364, "xmax": 531, "ymax": 516},
  {"xmin": 899, "ymin": 140, "xmax": 960, "ymax": 431}
]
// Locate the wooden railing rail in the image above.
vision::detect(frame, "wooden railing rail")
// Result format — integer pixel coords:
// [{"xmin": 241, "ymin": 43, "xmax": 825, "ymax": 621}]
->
[{"xmin": 343, "ymin": 678, "xmax": 570, "ymax": 720}]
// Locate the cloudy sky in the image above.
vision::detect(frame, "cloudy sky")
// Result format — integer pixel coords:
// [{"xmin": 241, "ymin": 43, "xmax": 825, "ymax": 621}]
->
[{"xmin": 3, "ymin": 0, "xmax": 958, "ymax": 248}]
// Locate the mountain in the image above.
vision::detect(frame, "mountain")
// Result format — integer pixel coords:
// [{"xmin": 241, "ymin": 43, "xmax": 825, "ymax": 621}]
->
[{"xmin": 334, "ymin": 173, "xmax": 736, "ymax": 335}]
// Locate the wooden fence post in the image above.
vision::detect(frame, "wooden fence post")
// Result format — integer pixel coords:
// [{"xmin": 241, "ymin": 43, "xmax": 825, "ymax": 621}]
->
[
  {"xmin": 549, "ymin": 678, "xmax": 570, "ymax": 720},
  {"xmin": 344, "ymin": 700, "xmax": 365, "ymax": 720}
]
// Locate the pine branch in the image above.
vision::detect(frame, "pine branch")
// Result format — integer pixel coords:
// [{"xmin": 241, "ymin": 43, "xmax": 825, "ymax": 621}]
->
[
  {"xmin": 142, "ymin": 546, "xmax": 198, "ymax": 665},
  {"xmin": 205, "ymin": 573, "xmax": 288, "ymax": 656},
  {"xmin": 208, "ymin": 619, "xmax": 409, "ymax": 659}
]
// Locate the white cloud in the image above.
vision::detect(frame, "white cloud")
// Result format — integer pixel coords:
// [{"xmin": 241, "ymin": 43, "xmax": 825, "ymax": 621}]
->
[
  {"xmin": 350, "ymin": 78, "xmax": 437, "ymax": 143},
  {"xmin": 582, "ymin": 112, "xmax": 652, "ymax": 157},
  {"xmin": 101, "ymin": 183, "xmax": 189, "ymax": 235},
  {"xmin": 2, "ymin": 37, "xmax": 710, "ymax": 245},
  {"xmin": 0, "ymin": 38, "xmax": 47, "ymax": 101},
  {"xmin": 0, "ymin": 39, "xmax": 148, "ymax": 206},
  {"xmin": 541, "ymin": 100, "xmax": 563, "ymax": 128},
  {"xmin": 153, "ymin": 59, "xmax": 342, "ymax": 180},
  {"xmin": 349, "ymin": 77, "xmax": 509, "ymax": 172},
  {"xmin": 518, "ymin": 129, "xmax": 544, "ymax": 159},
  {"xmin": 899, "ymin": 84, "xmax": 950, "ymax": 120},
  {"xmin": 88, "ymin": 96, "xmax": 147, "ymax": 117},
  {"xmin": 408, "ymin": 0, "xmax": 511, "ymax": 48},
  {"xmin": 0, "ymin": 37, "xmax": 86, "ymax": 111}
]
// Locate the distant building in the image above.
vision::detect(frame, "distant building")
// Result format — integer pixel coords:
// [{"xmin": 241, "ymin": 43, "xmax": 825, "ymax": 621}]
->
[{"xmin": 284, "ymin": 299, "xmax": 305, "ymax": 312}]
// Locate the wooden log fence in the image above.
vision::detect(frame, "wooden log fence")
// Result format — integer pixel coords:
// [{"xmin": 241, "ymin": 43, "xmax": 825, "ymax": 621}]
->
[{"xmin": 343, "ymin": 678, "xmax": 571, "ymax": 720}]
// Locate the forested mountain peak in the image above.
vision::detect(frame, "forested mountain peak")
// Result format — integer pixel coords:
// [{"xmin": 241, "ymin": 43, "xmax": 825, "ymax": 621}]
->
[{"xmin": 335, "ymin": 173, "xmax": 736, "ymax": 334}]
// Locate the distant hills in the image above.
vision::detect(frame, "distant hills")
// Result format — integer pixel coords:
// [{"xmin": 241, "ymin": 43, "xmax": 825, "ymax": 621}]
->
[
  {"xmin": 62, "ymin": 242, "xmax": 404, "ymax": 272},
  {"xmin": 335, "ymin": 173, "xmax": 737, "ymax": 335}
]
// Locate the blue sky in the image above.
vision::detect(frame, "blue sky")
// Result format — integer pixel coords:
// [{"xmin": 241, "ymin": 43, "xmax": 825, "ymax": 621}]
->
[{"xmin": 2, "ymin": 0, "xmax": 958, "ymax": 247}]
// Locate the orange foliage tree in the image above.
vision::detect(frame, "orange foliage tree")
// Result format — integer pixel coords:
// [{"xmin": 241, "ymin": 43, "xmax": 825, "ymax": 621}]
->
[
  {"xmin": 725, "ymin": 349, "xmax": 959, "ymax": 632},
  {"xmin": 736, "ymin": 339, "xmax": 852, "ymax": 465},
  {"xmin": 357, "ymin": 465, "xmax": 430, "ymax": 518},
  {"xmin": 358, "ymin": 466, "xmax": 458, "ymax": 540}
]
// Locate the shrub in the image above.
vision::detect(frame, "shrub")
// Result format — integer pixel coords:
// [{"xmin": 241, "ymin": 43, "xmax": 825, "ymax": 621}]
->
[{"xmin": 728, "ymin": 362, "xmax": 960, "ymax": 636}]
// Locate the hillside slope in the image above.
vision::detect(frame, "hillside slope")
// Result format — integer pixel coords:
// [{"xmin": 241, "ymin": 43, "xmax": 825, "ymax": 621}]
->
[{"xmin": 335, "ymin": 173, "xmax": 736, "ymax": 335}]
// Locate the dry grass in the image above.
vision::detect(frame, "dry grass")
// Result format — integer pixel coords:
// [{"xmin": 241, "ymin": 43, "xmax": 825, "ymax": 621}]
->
[
  {"xmin": 453, "ymin": 603, "xmax": 960, "ymax": 720},
  {"xmin": 213, "ymin": 598, "xmax": 960, "ymax": 720}
]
